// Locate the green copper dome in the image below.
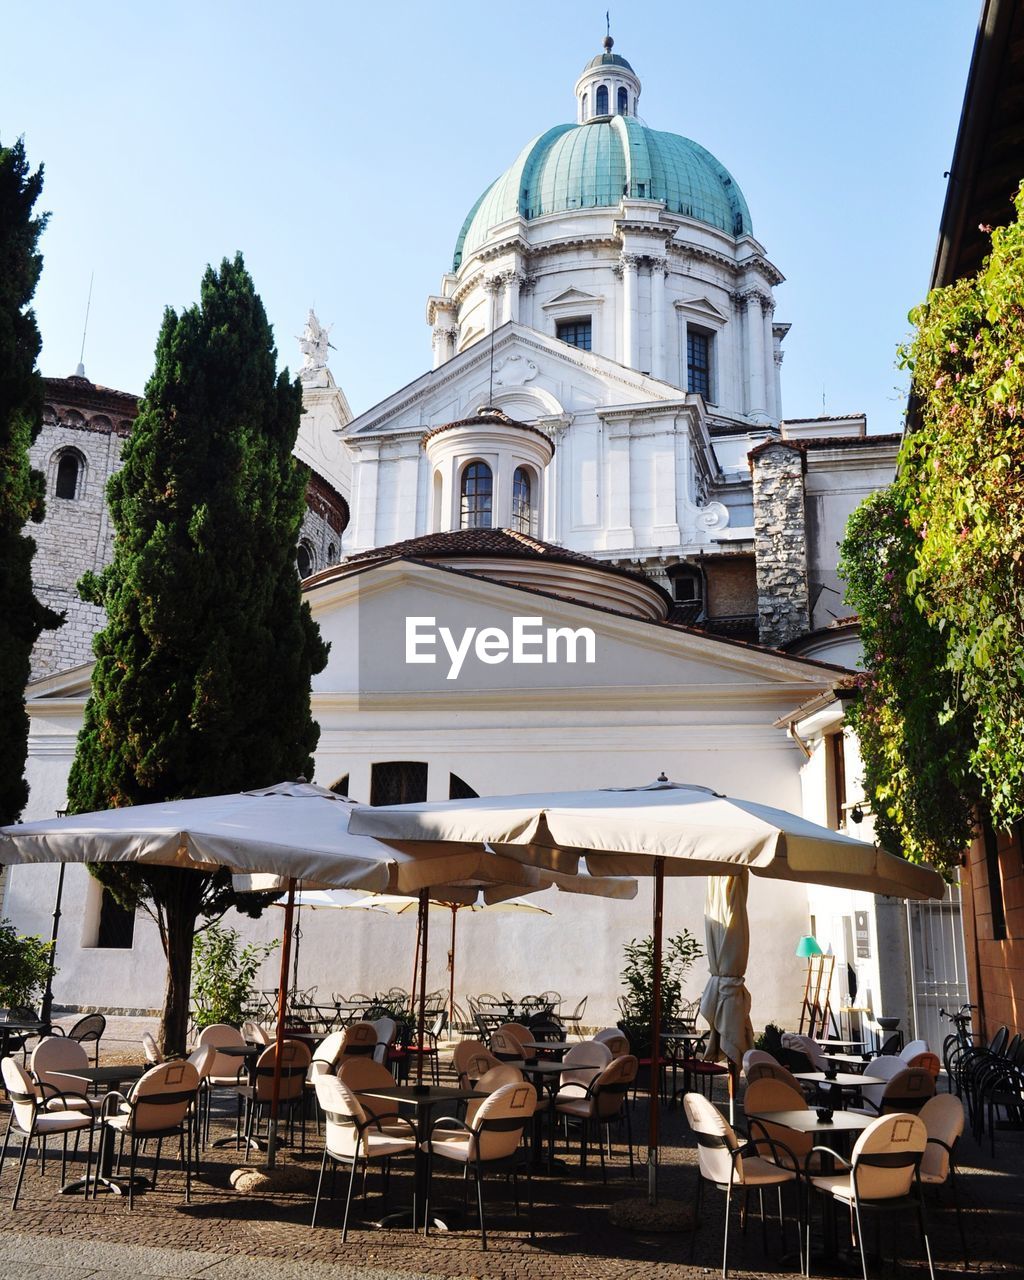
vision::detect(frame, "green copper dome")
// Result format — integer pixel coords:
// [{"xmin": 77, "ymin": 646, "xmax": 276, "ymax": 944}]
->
[
  {"xmin": 453, "ymin": 114, "xmax": 752, "ymax": 270},
  {"xmin": 585, "ymin": 51, "xmax": 634, "ymax": 71}
]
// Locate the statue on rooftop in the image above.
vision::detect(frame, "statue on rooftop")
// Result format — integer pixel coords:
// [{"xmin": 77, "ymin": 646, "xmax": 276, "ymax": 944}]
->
[{"xmin": 298, "ymin": 309, "xmax": 333, "ymax": 376}]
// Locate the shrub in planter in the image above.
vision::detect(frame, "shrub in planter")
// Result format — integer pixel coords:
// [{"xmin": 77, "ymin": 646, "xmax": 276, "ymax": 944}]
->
[{"xmin": 617, "ymin": 930, "xmax": 703, "ymax": 1059}]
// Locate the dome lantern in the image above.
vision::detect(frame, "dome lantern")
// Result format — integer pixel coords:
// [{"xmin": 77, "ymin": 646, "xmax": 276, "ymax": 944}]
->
[{"xmin": 574, "ymin": 34, "xmax": 641, "ymax": 124}]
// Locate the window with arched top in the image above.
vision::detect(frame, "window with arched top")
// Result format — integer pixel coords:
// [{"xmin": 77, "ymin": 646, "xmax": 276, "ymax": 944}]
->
[
  {"xmin": 581, "ymin": 92, "xmax": 588, "ymax": 120},
  {"xmin": 595, "ymin": 84, "xmax": 608, "ymax": 115},
  {"xmin": 617, "ymin": 86, "xmax": 628, "ymax": 115},
  {"xmin": 512, "ymin": 467, "xmax": 532, "ymax": 534},
  {"xmin": 55, "ymin": 450, "xmax": 83, "ymax": 500},
  {"xmin": 296, "ymin": 541, "xmax": 315, "ymax": 578},
  {"xmin": 460, "ymin": 461, "xmax": 492, "ymax": 529},
  {"xmin": 327, "ymin": 542, "xmax": 337, "ymax": 563}
]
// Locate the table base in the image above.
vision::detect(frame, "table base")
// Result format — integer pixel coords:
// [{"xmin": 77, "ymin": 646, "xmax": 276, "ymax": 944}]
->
[{"xmin": 61, "ymin": 1173, "xmax": 149, "ymax": 1198}]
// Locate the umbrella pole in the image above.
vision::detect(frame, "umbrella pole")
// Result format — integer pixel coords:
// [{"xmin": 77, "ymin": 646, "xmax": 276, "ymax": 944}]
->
[
  {"xmin": 267, "ymin": 876, "xmax": 296, "ymax": 1170},
  {"xmin": 416, "ymin": 888, "xmax": 429, "ymax": 1088},
  {"xmin": 648, "ymin": 856, "xmax": 664, "ymax": 1206},
  {"xmin": 40, "ymin": 863, "xmax": 66, "ymax": 1027},
  {"xmin": 409, "ymin": 922, "xmax": 421, "ymax": 1018},
  {"xmin": 448, "ymin": 905, "xmax": 457, "ymax": 1031}
]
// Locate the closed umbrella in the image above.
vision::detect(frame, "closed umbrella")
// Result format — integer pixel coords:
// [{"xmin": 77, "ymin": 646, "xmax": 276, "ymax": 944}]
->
[
  {"xmin": 700, "ymin": 873, "xmax": 753, "ymax": 1067},
  {"xmin": 349, "ymin": 777, "xmax": 945, "ymax": 1201},
  {"xmin": 0, "ymin": 780, "xmax": 522, "ymax": 1167}
]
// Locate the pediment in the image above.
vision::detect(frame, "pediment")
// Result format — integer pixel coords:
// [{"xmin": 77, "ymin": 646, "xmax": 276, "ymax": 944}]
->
[
  {"xmin": 541, "ymin": 287, "xmax": 604, "ymax": 311},
  {"xmin": 342, "ymin": 324, "xmax": 689, "ymax": 443},
  {"xmin": 674, "ymin": 295, "xmax": 730, "ymax": 323}
]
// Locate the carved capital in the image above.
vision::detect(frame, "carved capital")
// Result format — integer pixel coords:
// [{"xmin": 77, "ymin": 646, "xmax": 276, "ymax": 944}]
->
[
  {"xmin": 649, "ymin": 255, "xmax": 668, "ymax": 273},
  {"xmin": 483, "ymin": 276, "xmax": 504, "ymax": 295},
  {"xmin": 774, "ymin": 349, "xmax": 785, "ymax": 367},
  {"xmin": 619, "ymin": 251, "xmax": 642, "ymax": 272}
]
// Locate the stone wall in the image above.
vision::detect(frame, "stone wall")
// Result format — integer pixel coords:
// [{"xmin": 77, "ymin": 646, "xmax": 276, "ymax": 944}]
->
[
  {"xmin": 750, "ymin": 440, "xmax": 810, "ymax": 648},
  {"xmin": 27, "ymin": 377, "xmax": 351, "ymax": 680},
  {"xmin": 28, "ymin": 382, "xmax": 134, "ymax": 680}
]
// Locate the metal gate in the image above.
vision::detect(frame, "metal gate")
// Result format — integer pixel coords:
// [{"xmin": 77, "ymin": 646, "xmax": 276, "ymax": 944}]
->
[{"xmin": 906, "ymin": 883, "xmax": 969, "ymax": 1051}]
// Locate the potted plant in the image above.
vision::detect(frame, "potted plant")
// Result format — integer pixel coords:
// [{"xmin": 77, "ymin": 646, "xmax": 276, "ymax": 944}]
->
[{"xmin": 617, "ymin": 929, "xmax": 703, "ymax": 1062}]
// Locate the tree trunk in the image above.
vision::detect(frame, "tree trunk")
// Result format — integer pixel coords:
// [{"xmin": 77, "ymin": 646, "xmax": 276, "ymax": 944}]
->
[{"xmin": 157, "ymin": 869, "xmax": 206, "ymax": 1056}]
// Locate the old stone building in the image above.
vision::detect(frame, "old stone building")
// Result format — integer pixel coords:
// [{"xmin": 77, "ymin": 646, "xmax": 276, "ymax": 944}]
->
[{"xmin": 28, "ymin": 351, "xmax": 351, "ymax": 680}]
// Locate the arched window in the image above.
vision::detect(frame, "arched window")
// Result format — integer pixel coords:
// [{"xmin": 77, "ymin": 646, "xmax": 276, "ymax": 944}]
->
[
  {"xmin": 55, "ymin": 451, "xmax": 82, "ymax": 500},
  {"xmin": 617, "ymin": 86, "xmax": 628, "ymax": 115},
  {"xmin": 296, "ymin": 541, "xmax": 315, "ymax": 578},
  {"xmin": 370, "ymin": 761, "xmax": 428, "ymax": 806},
  {"xmin": 581, "ymin": 92, "xmax": 588, "ymax": 120},
  {"xmin": 595, "ymin": 84, "xmax": 608, "ymax": 115},
  {"xmin": 327, "ymin": 542, "xmax": 337, "ymax": 563},
  {"xmin": 449, "ymin": 773, "xmax": 479, "ymax": 800},
  {"xmin": 512, "ymin": 467, "xmax": 532, "ymax": 534},
  {"xmin": 460, "ymin": 461, "xmax": 492, "ymax": 529}
]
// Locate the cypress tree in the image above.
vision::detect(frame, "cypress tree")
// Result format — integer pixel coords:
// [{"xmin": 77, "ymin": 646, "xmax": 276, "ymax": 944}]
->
[
  {"xmin": 0, "ymin": 137, "xmax": 62, "ymax": 826},
  {"xmin": 67, "ymin": 254, "xmax": 329, "ymax": 1053}
]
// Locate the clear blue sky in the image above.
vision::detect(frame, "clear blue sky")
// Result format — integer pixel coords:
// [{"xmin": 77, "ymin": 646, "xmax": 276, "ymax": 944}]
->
[{"xmin": 2, "ymin": 2, "xmax": 980, "ymax": 433}]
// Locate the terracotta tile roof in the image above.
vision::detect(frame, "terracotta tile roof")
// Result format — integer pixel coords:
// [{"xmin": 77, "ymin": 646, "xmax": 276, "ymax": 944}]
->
[
  {"xmin": 422, "ymin": 406, "xmax": 554, "ymax": 450},
  {"xmin": 342, "ymin": 527, "xmax": 673, "ymax": 602}
]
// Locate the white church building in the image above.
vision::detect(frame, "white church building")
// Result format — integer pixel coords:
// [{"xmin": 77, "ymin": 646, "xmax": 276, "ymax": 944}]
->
[{"xmin": 6, "ymin": 38, "xmax": 934, "ymax": 1038}]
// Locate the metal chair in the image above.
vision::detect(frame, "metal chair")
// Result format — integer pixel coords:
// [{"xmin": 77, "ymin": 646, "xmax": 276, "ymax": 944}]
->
[
  {"xmin": 424, "ymin": 1081, "xmax": 536, "ymax": 1249},
  {"xmin": 804, "ymin": 1112, "xmax": 935, "ymax": 1280},
  {"xmin": 311, "ymin": 1073, "xmax": 417, "ymax": 1239},
  {"xmin": 66, "ymin": 1013, "xmax": 106, "ymax": 1067},
  {"xmin": 99, "ymin": 1059, "xmax": 199, "ymax": 1209},
  {"xmin": 554, "ymin": 1053, "xmax": 637, "ymax": 1180},
  {"xmin": 918, "ymin": 1093, "xmax": 969, "ymax": 1266},
  {"xmin": 0, "ymin": 1056, "xmax": 94, "ymax": 1207},
  {"xmin": 685, "ymin": 1089, "xmax": 801, "ymax": 1278}
]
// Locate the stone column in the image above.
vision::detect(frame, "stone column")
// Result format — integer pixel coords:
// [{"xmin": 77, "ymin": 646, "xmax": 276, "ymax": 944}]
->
[
  {"xmin": 502, "ymin": 271, "xmax": 523, "ymax": 324},
  {"xmin": 762, "ymin": 298, "xmax": 777, "ymax": 422},
  {"xmin": 431, "ymin": 327, "xmax": 449, "ymax": 370},
  {"xmin": 750, "ymin": 441, "xmax": 810, "ymax": 648},
  {"xmin": 745, "ymin": 290, "xmax": 768, "ymax": 420},
  {"xmin": 649, "ymin": 256, "xmax": 666, "ymax": 381},
  {"xmin": 773, "ymin": 347, "xmax": 785, "ymax": 423},
  {"xmin": 620, "ymin": 253, "xmax": 640, "ymax": 369},
  {"xmin": 484, "ymin": 277, "xmax": 502, "ymax": 332}
]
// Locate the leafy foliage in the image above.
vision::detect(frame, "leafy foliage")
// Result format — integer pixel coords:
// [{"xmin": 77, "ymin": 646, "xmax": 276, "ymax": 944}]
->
[
  {"xmin": 66, "ymin": 254, "xmax": 329, "ymax": 1052},
  {"xmin": 839, "ymin": 489, "xmax": 977, "ymax": 869},
  {"xmin": 0, "ymin": 918, "xmax": 55, "ymax": 1009},
  {"xmin": 190, "ymin": 924, "xmax": 278, "ymax": 1029},
  {"xmin": 0, "ymin": 138, "xmax": 62, "ymax": 825},
  {"xmin": 618, "ymin": 929, "xmax": 703, "ymax": 1029},
  {"xmin": 841, "ymin": 182, "xmax": 1024, "ymax": 869}
]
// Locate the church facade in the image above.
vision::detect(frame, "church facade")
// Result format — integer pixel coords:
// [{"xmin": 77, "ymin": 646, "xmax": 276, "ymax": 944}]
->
[{"xmin": 6, "ymin": 39, "xmax": 918, "ymax": 1034}]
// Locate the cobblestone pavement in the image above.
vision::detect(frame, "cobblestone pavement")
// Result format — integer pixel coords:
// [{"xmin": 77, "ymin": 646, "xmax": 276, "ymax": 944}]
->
[{"xmin": 1, "ymin": 1053, "xmax": 1020, "ymax": 1280}]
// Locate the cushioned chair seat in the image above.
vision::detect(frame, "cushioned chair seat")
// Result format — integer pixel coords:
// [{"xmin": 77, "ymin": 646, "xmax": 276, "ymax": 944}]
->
[
  {"xmin": 726, "ymin": 1154, "xmax": 796, "ymax": 1187},
  {"xmin": 28, "ymin": 1111, "xmax": 94, "ymax": 1135}
]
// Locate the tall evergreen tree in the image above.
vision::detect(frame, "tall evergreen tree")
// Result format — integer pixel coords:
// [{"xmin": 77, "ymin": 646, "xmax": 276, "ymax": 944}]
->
[
  {"xmin": 0, "ymin": 137, "xmax": 62, "ymax": 826},
  {"xmin": 67, "ymin": 254, "xmax": 329, "ymax": 1053}
]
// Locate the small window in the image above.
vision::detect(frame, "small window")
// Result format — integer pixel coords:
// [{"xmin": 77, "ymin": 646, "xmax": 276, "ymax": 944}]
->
[
  {"xmin": 330, "ymin": 774, "xmax": 350, "ymax": 797},
  {"xmin": 512, "ymin": 467, "xmax": 532, "ymax": 534},
  {"xmin": 55, "ymin": 451, "xmax": 82, "ymax": 500},
  {"xmin": 617, "ymin": 86, "xmax": 628, "ymax": 115},
  {"xmin": 296, "ymin": 542, "xmax": 315, "ymax": 578},
  {"xmin": 327, "ymin": 542, "xmax": 337, "ymax": 563},
  {"xmin": 96, "ymin": 888, "xmax": 135, "ymax": 949},
  {"xmin": 687, "ymin": 329, "xmax": 712, "ymax": 401},
  {"xmin": 370, "ymin": 761, "xmax": 428, "ymax": 807},
  {"xmin": 581, "ymin": 92, "xmax": 588, "ymax": 120},
  {"xmin": 595, "ymin": 85, "xmax": 608, "ymax": 115},
  {"xmin": 556, "ymin": 318, "xmax": 592, "ymax": 351},
  {"xmin": 460, "ymin": 461, "xmax": 492, "ymax": 529},
  {"xmin": 671, "ymin": 568, "xmax": 702, "ymax": 604}
]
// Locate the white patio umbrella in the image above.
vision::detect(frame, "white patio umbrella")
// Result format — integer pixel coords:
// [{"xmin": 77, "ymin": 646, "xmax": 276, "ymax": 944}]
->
[
  {"xmin": 349, "ymin": 777, "xmax": 946, "ymax": 1200},
  {"xmin": 0, "ymin": 779, "xmax": 530, "ymax": 1167}
]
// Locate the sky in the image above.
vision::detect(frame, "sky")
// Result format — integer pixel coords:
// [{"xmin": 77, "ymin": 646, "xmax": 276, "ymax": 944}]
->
[{"xmin": 1, "ymin": 2, "xmax": 981, "ymax": 434}]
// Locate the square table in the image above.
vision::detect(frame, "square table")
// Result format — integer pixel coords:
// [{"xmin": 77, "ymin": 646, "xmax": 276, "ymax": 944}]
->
[
  {"xmin": 357, "ymin": 1083, "xmax": 480, "ymax": 1230},
  {"xmin": 59, "ymin": 1063, "xmax": 147, "ymax": 1196},
  {"xmin": 793, "ymin": 1070, "xmax": 884, "ymax": 1111}
]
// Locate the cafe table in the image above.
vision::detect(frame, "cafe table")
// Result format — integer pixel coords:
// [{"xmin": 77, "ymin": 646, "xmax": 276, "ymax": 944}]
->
[
  {"xmin": 206, "ymin": 1043, "xmax": 262, "ymax": 1148},
  {"xmin": 794, "ymin": 1071, "xmax": 884, "ymax": 1091},
  {"xmin": 0, "ymin": 1018, "xmax": 48, "ymax": 1059},
  {"xmin": 59, "ymin": 1063, "xmax": 147, "ymax": 1196},
  {"xmin": 518, "ymin": 1040, "xmax": 570, "ymax": 1061},
  {"xmin": 357, "ymin": 1082, "xmax": 480, "ymax": 1229}
]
